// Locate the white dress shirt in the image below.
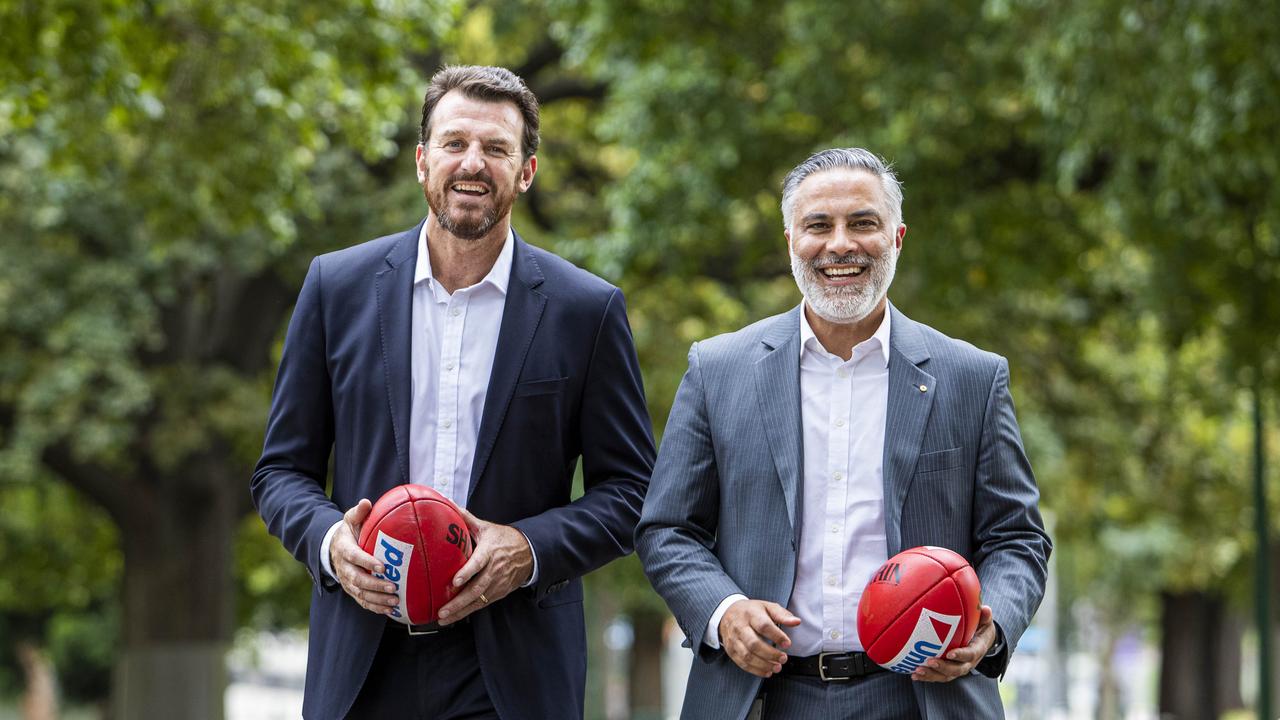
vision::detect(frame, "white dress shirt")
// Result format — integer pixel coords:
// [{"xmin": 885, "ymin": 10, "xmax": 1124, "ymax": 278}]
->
[
  {"xmin": 407, "ymin": 224, "xmax": 512, "ymax": 506},
  {"xmin": 321, "ymin": 225, "xmax": 537, "ymax": 583},
  {"xmin": 705, "ymin": 305, "xmax": 891, "ymax": 655}
]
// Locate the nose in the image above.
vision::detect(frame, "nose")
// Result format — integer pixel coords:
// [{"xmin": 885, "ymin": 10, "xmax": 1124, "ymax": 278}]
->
[
  {"xmin": 458, "ymin": 142, "xmax": 485, "ymax": 174},
  {"xmin": 827, "ymin": 226, "xmax": 865, "ymax": 257}
]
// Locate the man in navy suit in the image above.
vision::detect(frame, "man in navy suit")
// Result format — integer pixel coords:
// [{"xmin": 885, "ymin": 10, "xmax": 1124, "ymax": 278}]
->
[{"xmin": 252, "ymin": 65, "xmax": 654, "ymax": 720}]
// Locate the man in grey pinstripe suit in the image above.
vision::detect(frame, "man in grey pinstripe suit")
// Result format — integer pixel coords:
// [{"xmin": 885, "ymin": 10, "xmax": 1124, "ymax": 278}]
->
[{"xmin": 637, "ymin": 148, "xmax": 1051, "ymax": 719}]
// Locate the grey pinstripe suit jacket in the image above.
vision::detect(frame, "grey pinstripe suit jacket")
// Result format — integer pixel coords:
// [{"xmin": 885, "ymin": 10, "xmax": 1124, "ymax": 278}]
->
[{"xmin": 636, "ymin": 303, "xmax": 1051, "ymax": 719}]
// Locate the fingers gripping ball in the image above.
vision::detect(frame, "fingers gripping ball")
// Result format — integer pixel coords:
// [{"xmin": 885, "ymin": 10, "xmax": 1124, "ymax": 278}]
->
[
  {"xmin": 856, "ymin": 546, "xmax": 982, "ymax": 674},
  {"xmin": 357, "ymin": 485, "xmax": 473, "ymax": 625}
]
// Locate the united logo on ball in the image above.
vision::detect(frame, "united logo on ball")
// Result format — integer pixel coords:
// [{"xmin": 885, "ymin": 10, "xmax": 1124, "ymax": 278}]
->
[
  {"xmin": 856, "ymin": 546, "xmax": 981, "ymax": 673},
  {"xmin": 357, "ymin": 484, "xmax": 473, "ymax": 626}
]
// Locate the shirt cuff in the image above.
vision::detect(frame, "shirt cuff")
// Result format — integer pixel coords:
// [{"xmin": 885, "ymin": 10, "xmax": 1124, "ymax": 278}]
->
[
  {"xmin": 704, "ymin": 594, "xmax": 749, "ymax": 649},
  {"xmin": 984, "ymin": 622, "xmax": 1006, "ymax": 658},
  {"xmin": 520, "ymin": 532, "xmax": 539, "ymax": 588},
  {"xmin": 319, "ymin": 519, "xmax": 343, "ymax": 583}
]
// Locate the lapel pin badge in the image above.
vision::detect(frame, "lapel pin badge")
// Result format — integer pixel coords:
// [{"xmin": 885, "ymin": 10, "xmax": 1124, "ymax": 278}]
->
[{"xmin": 918, "ymin": 384, "xmax": 928, "ymax": 393}]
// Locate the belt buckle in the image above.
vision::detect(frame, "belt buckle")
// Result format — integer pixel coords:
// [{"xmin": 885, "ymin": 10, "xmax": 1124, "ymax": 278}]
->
[
  {"xmin": 817, "ymin": 651, "xmax": 852, "ymax": 682},
  {"xmin": 407, "ymin": 623, "xmax": 441, "ymax": 636}
]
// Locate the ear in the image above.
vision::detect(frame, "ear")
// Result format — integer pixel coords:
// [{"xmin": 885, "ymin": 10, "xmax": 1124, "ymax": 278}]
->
[
  {"xmin": 415, "ymin": 144, "xmax": 427, "ymax": 183},
  {"xmin": 518, "ymin": 155, "xmax": 538, "ymax": 193},
  {"xmin": 895, "ymin": 223, "xmax": 907, "ymax": 251},
  {"xmin": 784, "ymin": 228, "xmax": 792, "ymax": 251}
]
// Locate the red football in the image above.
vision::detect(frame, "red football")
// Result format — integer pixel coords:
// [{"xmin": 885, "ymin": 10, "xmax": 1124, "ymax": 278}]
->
[
  {"xmin": 357, "ymin": 484, "xmax": 473, "ymax": 626},
  {"xmin": 856, "ymin": 546, "xmax": 982, "ymax": 673}
]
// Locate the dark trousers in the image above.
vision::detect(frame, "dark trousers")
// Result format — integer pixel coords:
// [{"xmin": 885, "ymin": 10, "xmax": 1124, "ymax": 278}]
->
[
  {"xmin": 757, "ymin": 673, "xmax": 921, "ymax": 719},
  {"xmin": 346, "ymin": 621, "xmax": 499, "ymax": 719}
]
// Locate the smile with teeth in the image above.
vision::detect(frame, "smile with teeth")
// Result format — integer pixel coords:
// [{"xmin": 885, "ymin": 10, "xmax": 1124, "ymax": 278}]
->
[
  {"xmin": 820, "ymin": 266, "xmax": 867, "ymax": 278},
  {"xmin": 451, "ymin": 182, "xmax": 489, "ymax": 195}
]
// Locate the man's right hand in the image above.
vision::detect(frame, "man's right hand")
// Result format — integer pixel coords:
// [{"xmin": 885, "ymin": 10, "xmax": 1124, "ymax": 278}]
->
[
  {"xmin": 330, "ymin": 499, "xmax": 399, "ymax": 615},
  {"xmin": 718, "ymin": 600, "xmax": 801, "ymax": 678}
]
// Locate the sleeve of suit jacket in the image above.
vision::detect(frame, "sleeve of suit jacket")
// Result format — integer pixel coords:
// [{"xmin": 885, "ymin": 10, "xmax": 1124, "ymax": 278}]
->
[
  {"xmin": 250, "ymin": 259, "xmax": 344, "ymax": 590},
  {"xmin": 511, "ymin": 288, "xmax": 656, "ymax": 600},
  {"xmin": 634, "ymin": 343, "xmax": 743, "ymax": 658},
  {"xmin": 972, "ymin": 357, "xmax": 1052, "ymax": 677}
]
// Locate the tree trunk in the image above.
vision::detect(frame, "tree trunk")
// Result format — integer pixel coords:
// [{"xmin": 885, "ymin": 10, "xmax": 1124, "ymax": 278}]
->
[
  {"xmin": 1214, "ymin": 610, "xmax": 1244, "ymax": 714},
  {"xmin": 1157, "ymin": 590, "xmax": 1244, "ymax": 719},
  {"xmin": 16, "ymin": 640, "xmax": 58, "ymax": 720},
  {"xmin": 1096, "ymin": 629, "xmax": 1120, "ymax": 720},
  {"xmin": 1270, "ymin": 541, "xmax": 1280, "ymax": 711},
  {"xmin": 627, "ymin": 608, "xmax": 665, "ymax": 720},
  {"xmin": 585, "ymin": 581, "xmax": 616, "ymax": 719},
  {"xmin": 110, "ymin": 465, "xmax": 239, "ymax": 720}
]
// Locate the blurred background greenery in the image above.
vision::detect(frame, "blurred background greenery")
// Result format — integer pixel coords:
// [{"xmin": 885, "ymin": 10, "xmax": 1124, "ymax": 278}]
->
[{"xmin": 1, "ymin": 0, "xmax": 1278, "ymax": 718}]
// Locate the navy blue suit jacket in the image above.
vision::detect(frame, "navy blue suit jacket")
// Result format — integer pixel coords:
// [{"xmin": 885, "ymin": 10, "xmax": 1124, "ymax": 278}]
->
[{"xmin": 251, "ymin": 220, "xmax": 655, "ymax": 720}]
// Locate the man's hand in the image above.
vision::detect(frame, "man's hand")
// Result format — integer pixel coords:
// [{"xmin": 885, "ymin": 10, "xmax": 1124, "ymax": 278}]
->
[
  {"xmin": 912, "ymin": 605, "xmax": 996, "ymax": 682},
  {"xmin": 437, "ymin": 507, "xmax": 534, "ymax": 626},
  {"xmin": 718, "ymin": 600, "xmax": 801, "ymax": 678},
  {"xmin": 330, "ymin": 499, "xmax": 399, "ymax": 615}
]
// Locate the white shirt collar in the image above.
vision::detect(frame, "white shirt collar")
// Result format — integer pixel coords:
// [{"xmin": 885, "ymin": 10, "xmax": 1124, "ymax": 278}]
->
[
  {"xmin": 799, "ymin": 301, "xmax": 892, "ymax": 368},
  {"xmin": 413, "ymin": 223, "xmax": 515, "ymax": 297}
]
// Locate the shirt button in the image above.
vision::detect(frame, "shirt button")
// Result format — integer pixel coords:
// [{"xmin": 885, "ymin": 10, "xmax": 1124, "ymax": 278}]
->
[
  {"xmin": 830, "ymin": 630, "xmax": 840, "ymax": 640},
  {"xmin": 826, "ymin": 575, "xmax": 837, "ymax": 587},
  {"xmin": 441, "ymin": 418, "xmax": 453, "ymax": 429},
  {"xmin": 830, "ymin": 524, "xmax": 840, "ymax": 534},
  {"xmin": 832, "ymin": 471, "xmax": 843, "ymax": 482},
  {"xmin": 438, "ymin": 477, "xmax": 449, "ymax": 486},
  {"xmin": 835, "ymin": 419, "xmax": 845, "ymax": 427},
  {"xmin": 445, "ymin": 361, "xmax": 455, "ymax": 371},
  {"xmin": 450, "ymin": 308, "xmax": 461, "ymax": 317},
  {"xmin": 837, "ymin": 369, "xmax": 849, "ymax": 379}
]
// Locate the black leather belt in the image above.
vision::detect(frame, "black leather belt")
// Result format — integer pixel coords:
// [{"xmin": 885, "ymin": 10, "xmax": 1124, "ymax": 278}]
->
[{"xmin": 779, "ymin": 651, "xmax": 886, "ymax": 681}]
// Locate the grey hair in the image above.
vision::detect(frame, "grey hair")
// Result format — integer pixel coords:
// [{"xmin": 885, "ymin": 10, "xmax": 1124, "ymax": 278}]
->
[{"xmin": 780, "ymin": 148, "xmax": 904, "ymax": 229}]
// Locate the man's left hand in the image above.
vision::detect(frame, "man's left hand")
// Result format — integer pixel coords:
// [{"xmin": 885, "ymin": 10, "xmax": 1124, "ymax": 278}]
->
[
  {"xmin": 437, "ymin": 507, "xmax": 533, "ymax": 625},
  {"xmin": 911, "ymin": 605, "xmax": 996, "ymax": 683}
]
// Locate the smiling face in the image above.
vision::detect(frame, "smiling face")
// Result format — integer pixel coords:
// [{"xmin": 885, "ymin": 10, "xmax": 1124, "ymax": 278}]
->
[
  {"xmin": 785, "ymin": 167, "xmax": 905, "ymax": 325},
  {"xmin": 416, "ymin": 90, "xmax": 536, "ymax": 241}
]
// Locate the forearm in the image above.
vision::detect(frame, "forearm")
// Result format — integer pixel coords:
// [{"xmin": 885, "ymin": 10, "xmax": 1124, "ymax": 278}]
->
[
  {"xmin": 511, "ymin": 474, "xmax": 646, "ymax": 597},
  {"xmin": 971, "ymin": 357, "xmax": 1052, "ymax": 653},
  {"xmin": 251, "ymin": 466, "xmax": 344, "ymax": 586},
  {"xmin": 634, "ymin": 340, "xmax": 737, "ymax": 653},
  {"xmin": 250, "ymin": 257, "xmax": 342, "ymax": 587},
  {"xmin": 635, "ymin": 523, "xmax": 744, "ymax": 654}
]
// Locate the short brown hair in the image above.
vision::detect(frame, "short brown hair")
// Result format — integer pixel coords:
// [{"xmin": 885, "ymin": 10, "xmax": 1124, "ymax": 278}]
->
[{"xmin": 419, "ymin": 65, "xmax": 541, "ymax": 160}]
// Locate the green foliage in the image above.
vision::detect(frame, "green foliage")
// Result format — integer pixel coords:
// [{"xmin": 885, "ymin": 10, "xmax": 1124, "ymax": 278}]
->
[
  {"xmin": 46, "ymin": 604, "xmax": 118, "ymax": 704},
  {"xmin": 1014, "ymin": 0, "xmax": 1280, "ymax": 378},
  {"xmin": 0, "ymin": 478, "xmax": 120, "ymax": 701},
  {"xmin": 234, "ymin": 513, "xmax": 311, "ymax": 630},
  {"xmin": 0, "ymin": 479, "xmax": 120, "ymax": 618},
  {"xmin": 0, "ymin": 0, "xmax": 456, "ymax": 478}
]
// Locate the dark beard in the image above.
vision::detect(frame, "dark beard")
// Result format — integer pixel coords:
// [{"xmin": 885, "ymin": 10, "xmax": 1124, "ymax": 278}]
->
[
  {"xmin": 434, "ymin": 197, "xmax": 498, "ymax": 240},
  {"xmin": 423, "ymin": 171, "xmax": 513, "ymax": 241}
]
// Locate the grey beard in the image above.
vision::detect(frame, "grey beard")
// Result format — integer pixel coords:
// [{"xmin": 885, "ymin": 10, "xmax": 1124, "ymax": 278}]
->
[{"xmin": 790, "ymin": 250, "xmax": 897, "ymax": 324}]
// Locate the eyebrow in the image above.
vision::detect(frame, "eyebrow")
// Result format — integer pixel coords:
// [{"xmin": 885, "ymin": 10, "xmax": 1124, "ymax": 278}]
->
[
  {"xmin": 800, "ymin": 209, "xmax": 881, "ymax": 223},
  {"xmin": 435, "ymin": 129, "xmax": 513, "ymax": 147}
]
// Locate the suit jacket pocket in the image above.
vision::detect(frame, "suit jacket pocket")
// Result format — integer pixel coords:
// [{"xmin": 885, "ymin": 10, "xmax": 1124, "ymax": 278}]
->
[
  {"xmin": 515, "ymin": 376, "xmax": 568, "ymax": 398},
  {"xmin": 915, "ymin": 447, "xmax": 963, "ymax": 475}
]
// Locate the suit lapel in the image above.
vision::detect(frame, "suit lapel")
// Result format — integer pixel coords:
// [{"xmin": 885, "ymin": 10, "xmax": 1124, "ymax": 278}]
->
[
  {"xmin": 374, "ymin": 220, "xmax": 424, "ymax": 485},
  {"xmin": 882, "ymin": 304, "xmax": 936, "ymax": 555},
  {"xmin": 468, "ymin": 232, "xmax": 547, "ymax": 499},
  {"xmin": 754, "ymin": 307, "xmax": 804, "ymax": 545}
]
